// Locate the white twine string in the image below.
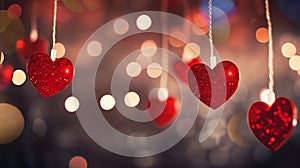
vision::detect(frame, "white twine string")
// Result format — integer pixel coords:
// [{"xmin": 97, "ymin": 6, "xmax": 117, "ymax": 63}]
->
[
  {"xmin": 51, "ymin": 0, "xmax": 58, "ymax": 61},
  {"xmin": 208, "ymin": 0, "xmax": 216, "ymax": 68},
  {"xmin": 265, "ymin": 0, "xmax": 275, "ymax": 104}
]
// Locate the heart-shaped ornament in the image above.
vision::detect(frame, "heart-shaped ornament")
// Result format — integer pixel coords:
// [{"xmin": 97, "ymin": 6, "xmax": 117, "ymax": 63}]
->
[
  {"xmin": 16, "ymin": 37, "xmax": 48, "ymax": 62},
  {"xmin": 26, "ymin": 53, "xmax": 74, "ymax": 98},
  {"xmin": 0, "ymin": 64, "xmax": 13, "ymax": 90},
  {"xmin": 187, "ymin": 61, "xmax": 239, "ymax": 109},
  {"xmin": 248, "ymin": 97, "xmax": 298, "ymax": 151}
]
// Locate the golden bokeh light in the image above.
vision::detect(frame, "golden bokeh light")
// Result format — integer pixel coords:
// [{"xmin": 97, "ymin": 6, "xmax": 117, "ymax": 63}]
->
[
  {"xmin": 289, "ymin": 55, "xmax": 300, "ymax": 70},
  {"xmin": 0, "ymin": 51, "xmax": 4, "ymax": 64},
  {"xmin": 281, "ymin": 42, "xmax": 297, "ymax": 58},
  {"xmin": 55, "ymin": 42, "xmax": 66, "ymax": 58},
  {"xmin": 141, "ymin": 40, "xmax": 157, "ymax": 57},
  {"xmin": 227, "ymin": 112, "xmax": 253, "ymax": 147},
  {"xmin": 0, "ymin": 11, "xmax": 10, "ymax": 33},
  {"xmin": 182, "ymin": 42, "xmax": 201, "ymax": 63},
  {"xmin": 0, "ymin": 103, "xmax": 24, "ymax": 144},
  {"xmin": 147, "ymin": 63, "xmax": 162, "ymax": 78},
  {"xmin": 124, "ymin": 92, "xmax": 140, "ymax": 107}
]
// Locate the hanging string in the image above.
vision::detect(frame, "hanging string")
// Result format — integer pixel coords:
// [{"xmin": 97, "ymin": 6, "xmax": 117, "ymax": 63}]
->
[
  {"xmin": 208, "ymin": 0, "xmax": 216, "ymax": 68},
  {"xmin": 265, "ymin": 0, "xmax": 275, "ymax": 104},
  {"xmin": 30, "ymin": 0, "xmax": 38, "ymax": 42},
  {"xmin": 50, "ymin": 0, "xmax": 58, "ymax": 61},
  {"xmin": 159, "ymin": 0, "xmax": 169, "ymax": 96}
]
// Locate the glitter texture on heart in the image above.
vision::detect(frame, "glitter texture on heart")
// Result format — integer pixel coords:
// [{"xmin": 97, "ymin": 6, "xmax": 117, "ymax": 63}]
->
[
  {"xmin": 248, "ymin": 97, "xmax": 298, "ymax": 151},
  {"xmin": 187, "ymin": 61, "xmax": 239, "ymax": 109},
  {"xmin": 26, "ymin": 53, "xmax": 74, "ymax": 98}
]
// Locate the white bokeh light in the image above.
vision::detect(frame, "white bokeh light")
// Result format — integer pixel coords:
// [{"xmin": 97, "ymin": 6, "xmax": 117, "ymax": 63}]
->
[
  {"xmin": 100, "ymin": 95, "xmax": 116, "ymax": 110},
  {"xmin": 126, "ymin": 62, "xmax": 142, "ymax": 77},
  {"xmin": 136, "ymin": 14, "xmax": 152, "ymax": 30},
  {"xmin": 157, "ymin": 88, "xmax": 168, "ymax": 101},
  {"xmin": 64, "ymin": 96, "xmax": 80, "ymax": 112},
  {"xmin": 113, "ymin": 18, "xmax": 129, "ymax": 35},
  {"xmin": 12, "ymin": 69, "xmax": 26, "ymax": 86},
  {"xmin": 87, "ymin": 40, "xmax": 102, "ymax": 57}
]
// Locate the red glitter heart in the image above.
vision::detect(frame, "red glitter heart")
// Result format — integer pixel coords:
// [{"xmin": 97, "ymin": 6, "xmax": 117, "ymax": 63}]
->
[
  {"xmin": 148, "ymin": 97, "xmax": 179, "ymax": 128},
  {"xmin": 16, "ymin": 37, "xmax": 48, "ymax": 62},
  {"xmin": 187, "ymin": 61, "xmax": 239, "ymax": 109},
  {"xmin": 248, "ymin": 97, "xmax": 298, "ymax": 151},
  {"xmin": 26, "ymin": 53, "xmax": 74, "ymax": 98},
  {"xmin": 0, "ymin": 64, "xmax": 13, "ymax": 90}
]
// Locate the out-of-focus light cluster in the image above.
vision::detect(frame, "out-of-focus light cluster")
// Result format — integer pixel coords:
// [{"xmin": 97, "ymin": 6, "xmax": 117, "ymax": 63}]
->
[
  {"xmin": 281, "ymin": 42, "xmax": 300, "ymax": 73},
  {"xmin": 0, "ymin": 6, "xmax": 25, "ymax": 53}
]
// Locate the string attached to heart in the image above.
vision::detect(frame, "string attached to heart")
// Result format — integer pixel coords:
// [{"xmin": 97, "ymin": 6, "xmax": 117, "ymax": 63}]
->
[
  {"xmin": 247, "ymin": 0, "xmax": 298, "ymax": 151},
  {"xmin": 187, "ymin": 0, "xmax": 239, "ymax": 109},
  {"xmin": 26, "ymin": 0, "xmax": 74, "ymax": 98}
]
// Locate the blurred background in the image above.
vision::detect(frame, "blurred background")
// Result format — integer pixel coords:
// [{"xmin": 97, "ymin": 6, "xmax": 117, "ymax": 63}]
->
[{"xmin": 1, "ymin": 0, "xmax": 300, "ymax": 167}]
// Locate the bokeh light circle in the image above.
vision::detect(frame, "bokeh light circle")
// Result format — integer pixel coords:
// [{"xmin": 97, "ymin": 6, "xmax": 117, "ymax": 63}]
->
[
  {"xmin": 69, "ymin": 156, "xmax": 88, "ymax": 168},
  {"xmin": 281, "ymin": 42, "xmax": 296, "ymax": 58},
  {"xmin": 136, "ymin": 14, "xmax": 152, "ymax": 30},
  {"xmin": 0, "ymin": 103, "xmax": 24, "ymax": 144},
  {"xmin": 65, "ymin": 96, "xmax": 80, "ymax": 112},
  {"xmin": 12, "ymin": 69, "xmax": 26, "ymax": 86},
  {"xmin": 100, "ymin": 94, "xmax": 116, "ymax": 110},
  {"xmin": 114, "ymin": 18, "xmax": 129, "ymax": 35}
]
